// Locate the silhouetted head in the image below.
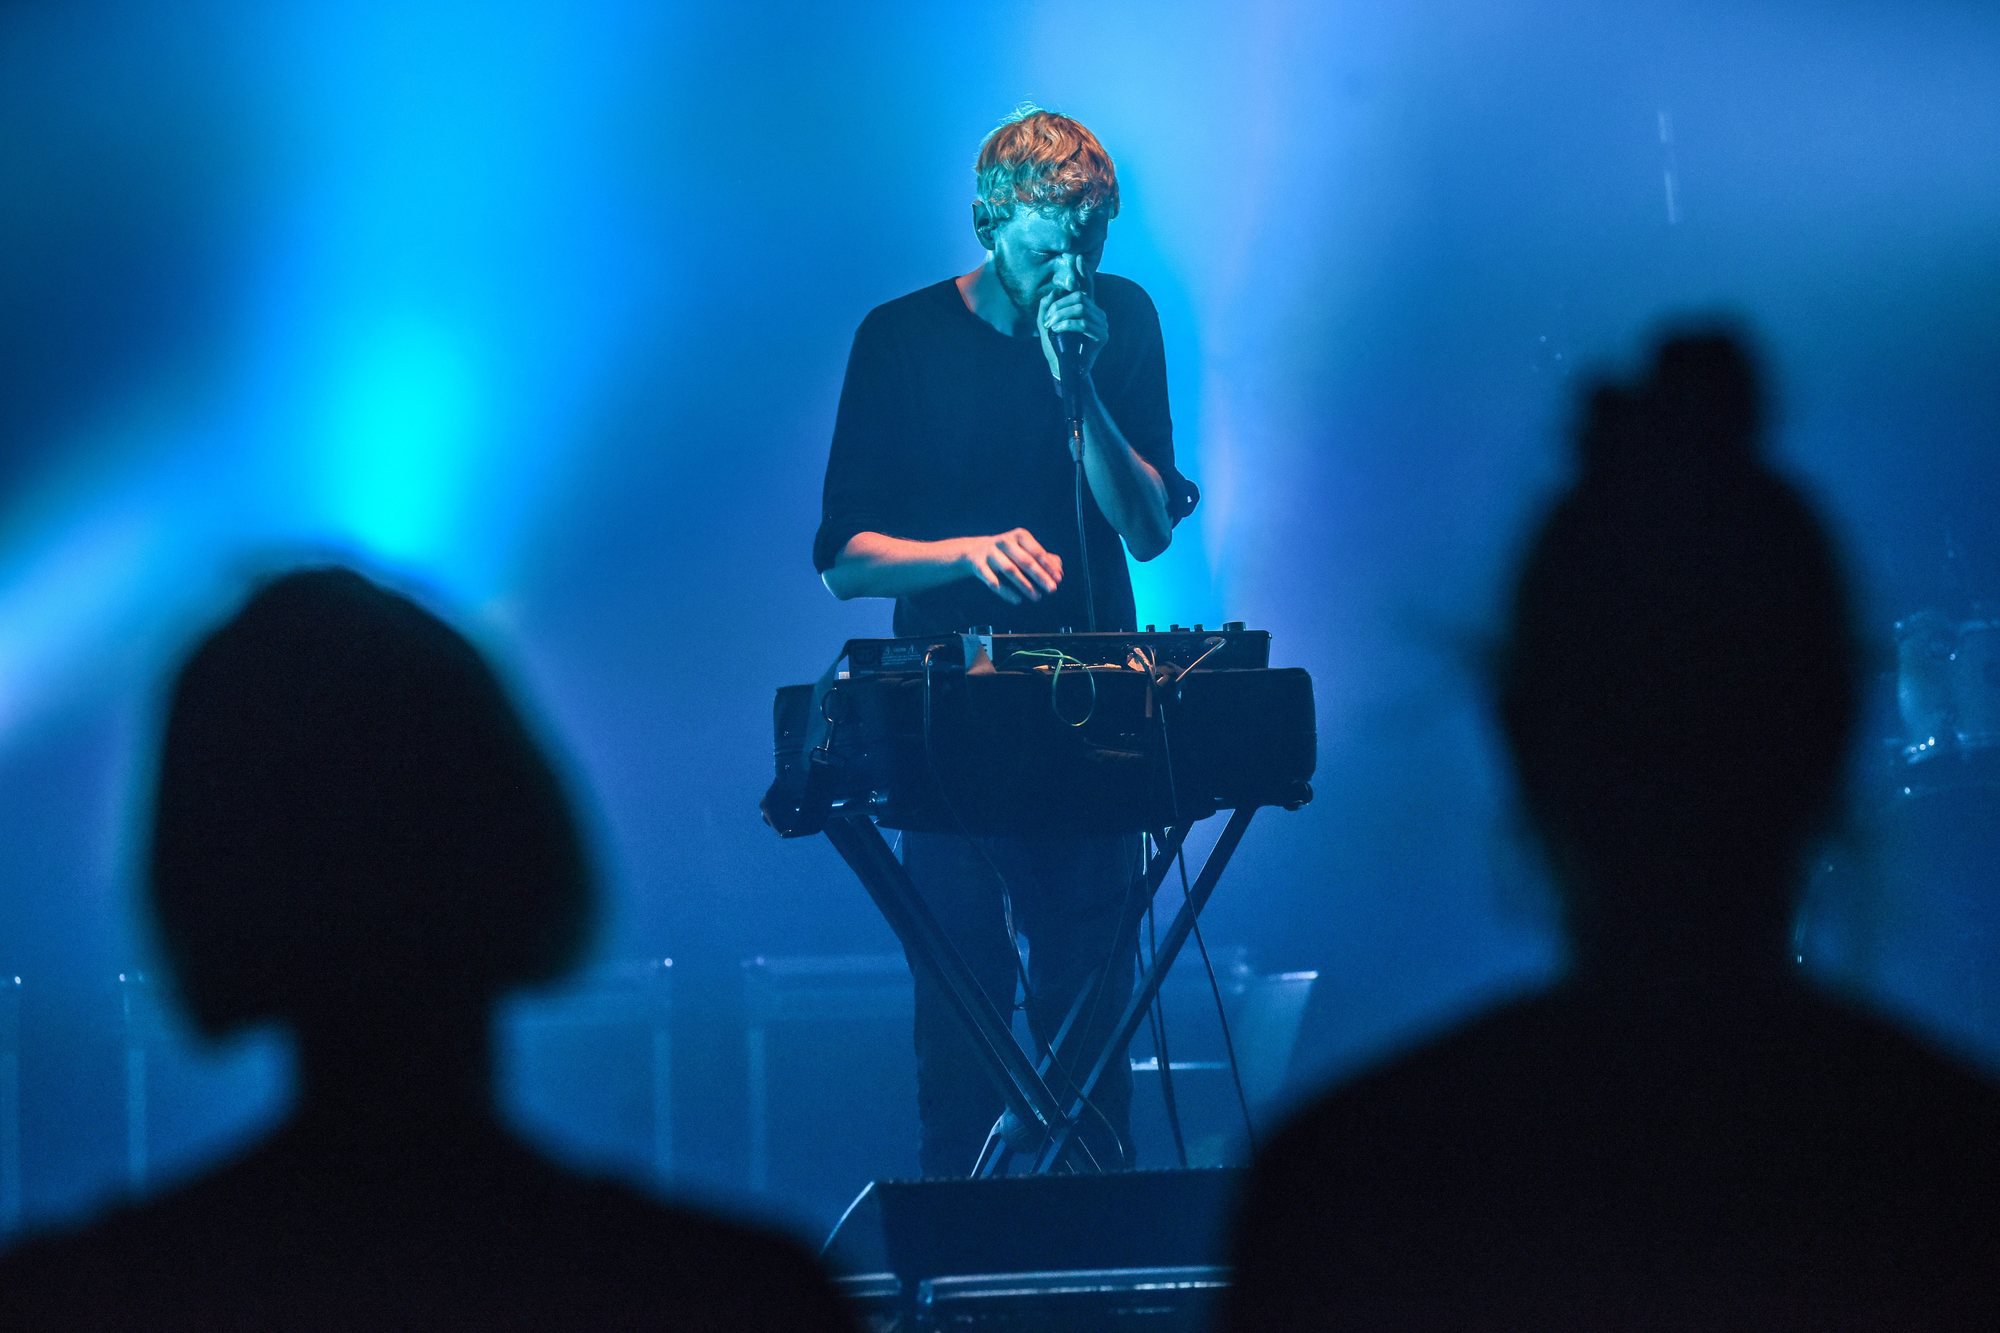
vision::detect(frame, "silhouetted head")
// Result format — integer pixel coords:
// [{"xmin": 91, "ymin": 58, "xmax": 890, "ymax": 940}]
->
[
  {"xmin": 1497, "ymin": 329, "xmax": 1858, "ymax": 968},
  {"xmin": 148, "ymin": 567, "xmax": 592, "ymax": 1037}
]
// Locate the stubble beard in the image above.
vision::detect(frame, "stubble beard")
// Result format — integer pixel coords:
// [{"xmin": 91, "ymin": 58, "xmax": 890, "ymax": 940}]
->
[{"xmin": 992, "ymin": 252, "xmax": 1045, "ymax": 328}]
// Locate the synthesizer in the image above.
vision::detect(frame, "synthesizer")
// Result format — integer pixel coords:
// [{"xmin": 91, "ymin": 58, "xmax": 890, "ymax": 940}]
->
[
  {"xmin": 764, "ymin": 627, "xmax": 1314, "ymax": 838},
  {"xmin": 844, "ymin": 623, "xmax": 1270, "ymax": 677}
]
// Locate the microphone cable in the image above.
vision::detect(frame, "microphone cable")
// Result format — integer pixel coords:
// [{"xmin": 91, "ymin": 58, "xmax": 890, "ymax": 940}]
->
[
  {"xmin": 1154, "ymin": 665, "xmax": 1259, "ymax": 1153},
  {"xmin": 1071, "ymin": 421, "xmax": 1097, "ymax": 633},
  {"xmin": 1146, "ymin": 887, "xmax": 1192, "ymax": 1169}
]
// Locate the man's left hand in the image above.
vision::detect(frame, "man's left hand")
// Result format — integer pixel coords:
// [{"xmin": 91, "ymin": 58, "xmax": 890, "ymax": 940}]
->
[{"xmin": 1038, "ymin": 289, "xmax": 1108, "ymax": 388}]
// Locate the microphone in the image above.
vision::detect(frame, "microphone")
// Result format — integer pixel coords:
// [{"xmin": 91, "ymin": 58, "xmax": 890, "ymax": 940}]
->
[{"xmin": 1055, "ymin": 331, "xmax": 1086, "ymax": 426}]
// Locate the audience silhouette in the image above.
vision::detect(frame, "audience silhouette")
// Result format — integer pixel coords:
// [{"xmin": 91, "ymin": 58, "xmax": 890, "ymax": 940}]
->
[
  {"xmin": 1224, "ymin": 330, "xmax": 2000, "ymax": 1328},
  {"xmin": 0, "ymin": 568, "xmax": 855, "ymax": 1329}
]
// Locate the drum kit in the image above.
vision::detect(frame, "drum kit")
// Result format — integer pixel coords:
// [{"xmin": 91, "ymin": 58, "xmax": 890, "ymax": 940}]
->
[{"xmin": 1801, "ymin": 548, "xmax": 2000, "ymax": 1064}]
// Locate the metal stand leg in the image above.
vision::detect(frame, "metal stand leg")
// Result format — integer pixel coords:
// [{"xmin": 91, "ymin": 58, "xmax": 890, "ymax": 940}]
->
[
  {"xmin": 975, "ymin": 823, "xmax": 1196, "ymax": 1178},
  {"xmin": 827, "ymin": 806, "xmax": 1259, "ymax": 1179},
  {"xmin": 822, "ymin": 817, "xmax": 1070, "ymax": 1161},
  {"xmin": 1032, "ymin": 807, "xmax": 1258, "ymax": 1174}
]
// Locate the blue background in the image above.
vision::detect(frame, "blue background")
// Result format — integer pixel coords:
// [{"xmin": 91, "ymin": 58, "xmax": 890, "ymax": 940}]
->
[{"xmin": 3, "ymin": 0, "xmax": 1997, "ymax": 1237}]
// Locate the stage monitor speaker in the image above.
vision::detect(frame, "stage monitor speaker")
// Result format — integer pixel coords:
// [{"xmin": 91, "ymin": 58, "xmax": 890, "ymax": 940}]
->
[
  {"xmin": 913, "ymin": 1267, "xmax": 1229, "ymax": 1331},
  {"xmin": 824, "ymin": 1167, "xmax": 1243, "ymax": 1326}
]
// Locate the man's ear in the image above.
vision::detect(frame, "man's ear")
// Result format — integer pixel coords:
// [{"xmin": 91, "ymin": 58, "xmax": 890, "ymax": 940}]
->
[{"xmin": 972, "ymin": 200, "xmax": 1000, "ymax": 251}]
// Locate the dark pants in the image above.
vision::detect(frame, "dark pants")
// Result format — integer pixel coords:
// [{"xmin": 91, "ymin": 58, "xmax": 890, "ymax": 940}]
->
[{"xmin": 899, "ymin": 831, "xmax": 1139, "ymax": 1177}]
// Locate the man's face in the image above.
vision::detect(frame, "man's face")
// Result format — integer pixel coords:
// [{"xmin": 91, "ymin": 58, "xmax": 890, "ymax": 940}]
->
[{"xmin": 987, "ymin": 206, "xmax": 1107, "ymax": 319}]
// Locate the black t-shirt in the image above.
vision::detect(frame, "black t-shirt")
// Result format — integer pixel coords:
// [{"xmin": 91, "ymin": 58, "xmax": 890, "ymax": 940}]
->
[{"xmin": 814, "ymin": 275, "xmax": 1192, "ymax": 637}]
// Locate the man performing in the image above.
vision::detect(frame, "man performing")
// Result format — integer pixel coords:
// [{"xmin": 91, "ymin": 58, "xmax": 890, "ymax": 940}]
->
[{"xmin": 814, "ymin": 107, "xmax": 1197, "ymax": 1176}]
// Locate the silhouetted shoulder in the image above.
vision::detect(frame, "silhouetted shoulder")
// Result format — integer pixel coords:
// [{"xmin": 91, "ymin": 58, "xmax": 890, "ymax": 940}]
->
[
  {"xmin": 1226, "ymin": 982, "xmax": 2000, "ymax": 1329},
  {"xmin": 0, "ymin": 1134, "xmax": 856, "ymax": 1331}
]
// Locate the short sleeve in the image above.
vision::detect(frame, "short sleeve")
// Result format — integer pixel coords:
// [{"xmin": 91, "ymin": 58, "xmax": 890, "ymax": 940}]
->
[
  {"xmin": 814, "ymin": 308, "xmax": 911, "ymax": 573},
  {"xmin": 1099, "ymin": 280, "xmax": 1199, "ymax": 524}
]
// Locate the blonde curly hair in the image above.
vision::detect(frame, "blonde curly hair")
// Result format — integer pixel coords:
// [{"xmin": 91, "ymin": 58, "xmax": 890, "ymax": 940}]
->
[{"xmin": 974, "ymin": 105, "xmax": 1120, "ymax": 226}]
